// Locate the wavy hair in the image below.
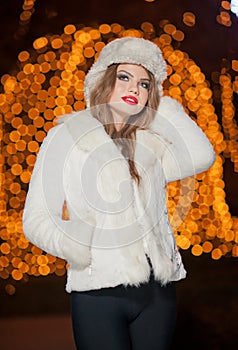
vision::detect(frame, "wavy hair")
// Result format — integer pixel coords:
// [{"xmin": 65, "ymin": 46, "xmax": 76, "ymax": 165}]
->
[{"xmin": 89, "ymin": 64, "xmax": 160, "ymax": 185}]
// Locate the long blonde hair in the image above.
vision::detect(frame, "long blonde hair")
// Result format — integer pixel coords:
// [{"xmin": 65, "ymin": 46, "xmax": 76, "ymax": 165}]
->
[{"xmin": 89, "ymin": 64, "xmax": 160, "ymax": 185}]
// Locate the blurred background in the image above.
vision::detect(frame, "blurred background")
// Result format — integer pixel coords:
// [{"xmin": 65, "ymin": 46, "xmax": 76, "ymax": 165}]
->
[{"xmin": 0, "ymin": 1, "xmax": 238, "ymax": 349}]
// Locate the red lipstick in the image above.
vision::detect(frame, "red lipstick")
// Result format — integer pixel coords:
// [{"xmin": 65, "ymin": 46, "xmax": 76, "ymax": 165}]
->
[{"xmin": 121, "ymin": 96, "xmax": 138, "ymax": 105}]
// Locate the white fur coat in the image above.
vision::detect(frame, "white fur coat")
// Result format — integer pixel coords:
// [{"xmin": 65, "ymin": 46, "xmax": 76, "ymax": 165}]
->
[{"xmin": 22, "ymin": 96, "xmax": 215, "ymax": 292}]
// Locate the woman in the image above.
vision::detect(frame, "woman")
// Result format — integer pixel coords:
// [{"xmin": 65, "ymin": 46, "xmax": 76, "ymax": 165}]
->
[{"xmin": 23, "ymin": 37, "xmax": 215, "ymax": 349}]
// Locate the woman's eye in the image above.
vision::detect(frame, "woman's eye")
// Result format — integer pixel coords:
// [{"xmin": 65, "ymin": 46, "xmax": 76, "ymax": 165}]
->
[
  {"xmin": 140, "ymin": 81, "xmax": 150, "ymax": 90},
  {"xmin": 117, "ymin": 74, "xmax": 129, "ymax": 81}
]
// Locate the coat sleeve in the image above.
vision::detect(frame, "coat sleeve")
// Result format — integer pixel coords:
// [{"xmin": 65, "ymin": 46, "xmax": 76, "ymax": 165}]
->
[
  {"xmin": 22, "ymin": 124, "xmax": 93, "ymax": 269},
  {"xmin": 151, "ymin": 96, "xmax": 216, "ymax": 183}
]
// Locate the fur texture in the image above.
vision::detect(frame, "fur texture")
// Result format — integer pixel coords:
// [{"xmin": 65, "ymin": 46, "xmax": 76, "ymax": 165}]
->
[
  {"xmin": 23, "ymin": 96, "xmax": 216, "ymax": 292},
  {"xmin": 84, "ymin": 37, "xmax": 167, "ymax": 106}
]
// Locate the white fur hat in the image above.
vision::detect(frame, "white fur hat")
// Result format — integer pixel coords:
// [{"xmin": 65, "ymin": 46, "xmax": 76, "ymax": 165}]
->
[{"xmin": 84, "ymin": 36, "xmax": 167, "ymax": 106}]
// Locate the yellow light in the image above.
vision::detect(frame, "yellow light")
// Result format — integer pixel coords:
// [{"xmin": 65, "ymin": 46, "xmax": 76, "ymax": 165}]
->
[
  {"xmin": 183, "ymin": 12, "xmax": 196, "ymax": 27},
  {"xmin": 33, "ymin": 37, "xmax": 48, "ymax": 50},
  {"xmin": 1, "ymin": 21, "xmax": 238, "ymax": 296}
]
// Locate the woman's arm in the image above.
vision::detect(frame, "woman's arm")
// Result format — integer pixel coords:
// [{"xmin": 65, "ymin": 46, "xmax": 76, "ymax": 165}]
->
[
  {"xmin": 151, "ymin": 96, "xmax": 216, "ymax": 182},
  {"xmin": 22, "ymin": 124, "xmax": 93, "ymax": 269}
]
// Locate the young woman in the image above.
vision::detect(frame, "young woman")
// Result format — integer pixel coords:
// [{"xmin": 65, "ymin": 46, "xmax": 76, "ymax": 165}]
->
[{"xmin": 23, "ymin": 37, "xmax": 216, "ymax": 350}]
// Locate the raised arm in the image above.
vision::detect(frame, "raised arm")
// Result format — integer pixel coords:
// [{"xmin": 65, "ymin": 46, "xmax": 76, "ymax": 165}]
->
[{"xmin": 151, "ymin": 96, "xmax": 216, "ymax": 183}]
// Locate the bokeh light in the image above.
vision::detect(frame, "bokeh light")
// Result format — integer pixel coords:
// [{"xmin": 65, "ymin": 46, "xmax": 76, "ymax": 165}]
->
[{"xmin": 0, "ymin": 20, "xmax": 237, "ymax": 294}]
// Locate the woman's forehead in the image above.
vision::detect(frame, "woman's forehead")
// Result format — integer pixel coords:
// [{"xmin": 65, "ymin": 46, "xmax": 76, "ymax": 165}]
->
[{"xmin": 117, "ymin": 63, "xmax": 150, "ymax": 78}]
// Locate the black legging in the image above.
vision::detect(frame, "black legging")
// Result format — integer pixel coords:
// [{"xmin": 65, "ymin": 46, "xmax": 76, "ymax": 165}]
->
[{"xmin": 70, "ymin": 274, "xmax": 177, "ymax": 350}]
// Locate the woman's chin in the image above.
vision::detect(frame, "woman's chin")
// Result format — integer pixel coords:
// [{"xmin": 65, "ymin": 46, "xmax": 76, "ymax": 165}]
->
[{"xmin": 109, "ymin": 102, "xmax": 143, "ymax": 120}]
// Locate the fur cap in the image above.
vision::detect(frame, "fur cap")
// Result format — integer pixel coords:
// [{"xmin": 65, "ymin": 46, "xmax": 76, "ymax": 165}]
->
[{"xmin": 84, "ymin": 36, "xmax": 167, "ymax": 106}]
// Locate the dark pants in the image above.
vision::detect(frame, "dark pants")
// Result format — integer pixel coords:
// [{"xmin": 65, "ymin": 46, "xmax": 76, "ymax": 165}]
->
[{"xmin": 70, "ymin": 274, "xmax": 177, "ymax": 350}]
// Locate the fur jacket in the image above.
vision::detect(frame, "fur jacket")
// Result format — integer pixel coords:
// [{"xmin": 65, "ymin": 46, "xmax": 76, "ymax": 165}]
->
[{"xmin": 22, "ymin": 96, "xmax": 216, "ymax": 292}]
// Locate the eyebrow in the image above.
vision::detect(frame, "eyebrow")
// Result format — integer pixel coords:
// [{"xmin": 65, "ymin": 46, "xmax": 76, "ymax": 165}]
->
[{"xmin": 117, "ymin": 69, "xmax": 150, "ymax": 81}]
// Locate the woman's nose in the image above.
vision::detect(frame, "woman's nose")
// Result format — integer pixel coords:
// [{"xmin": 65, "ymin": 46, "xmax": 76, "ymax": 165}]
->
[{"xmin": 128, "ymin": 82, "xmax": 139, "ymax": 94}]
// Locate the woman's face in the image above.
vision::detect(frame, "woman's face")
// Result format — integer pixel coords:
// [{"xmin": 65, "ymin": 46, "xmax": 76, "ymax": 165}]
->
[{"xmin": 108, "ymin": 64, "xmax": 150, "ymax": 121}]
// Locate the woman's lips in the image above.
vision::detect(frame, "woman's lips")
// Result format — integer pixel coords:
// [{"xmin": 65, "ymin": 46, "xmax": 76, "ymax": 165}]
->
[{"xmin": 121, "ymin": 96, "xmax": 138, "ymax": 105}]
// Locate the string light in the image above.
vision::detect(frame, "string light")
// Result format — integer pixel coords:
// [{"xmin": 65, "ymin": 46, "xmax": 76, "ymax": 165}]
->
[
  {"xmin": 220, "ymin": 73, "xmax": 238, "ymax": 172},
  {"xmin": 14, "ymin": 0, "xmax": 37, "ymax": 39},
  {"xmin": 0, "ymin": 20, "xmax": 237, "ymax": 295},
  {"xmin": 218, "ymin": 1, "xmax": 232, "ymax": 26}
]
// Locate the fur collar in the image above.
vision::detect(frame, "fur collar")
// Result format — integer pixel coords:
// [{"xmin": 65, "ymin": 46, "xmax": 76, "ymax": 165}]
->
[{"xmin": 56, "ymin": 96, "xmax": 176, "ymax": 161}]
